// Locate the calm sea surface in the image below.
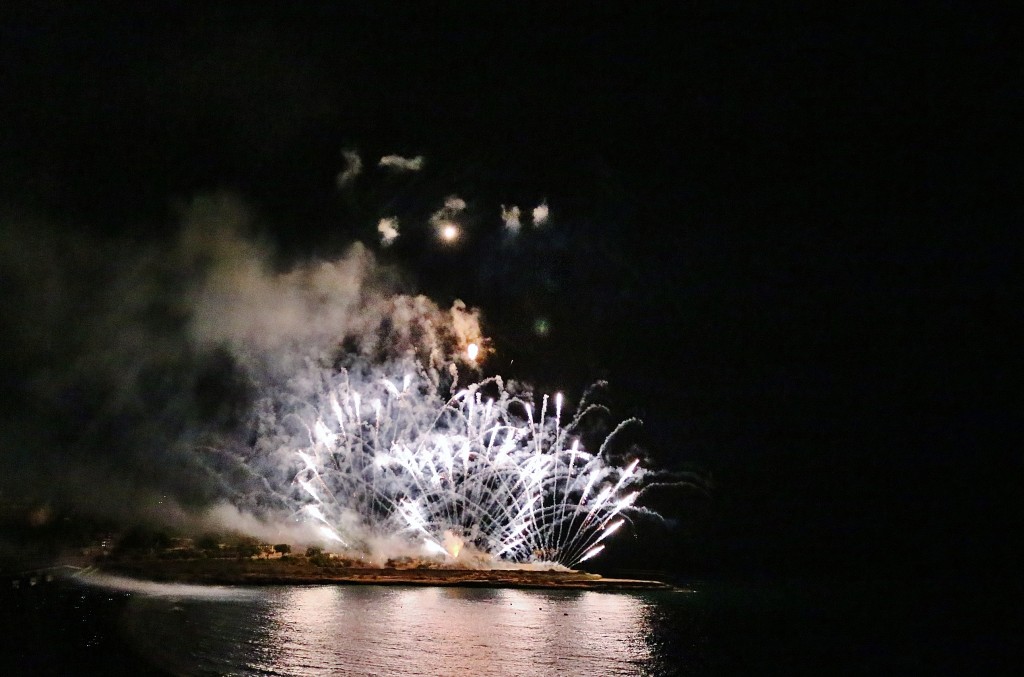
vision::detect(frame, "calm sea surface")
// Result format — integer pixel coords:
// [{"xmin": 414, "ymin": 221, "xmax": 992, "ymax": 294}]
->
[
  {"xmin": 2, "ymin": 575, "xmax": 702, "ymax": 676},
  {"xmin": 120, "ymin": 581, "xmax": 689, "ymax": 676},
  {"xmin": 0, "ymin": 573, "xmax": 1010, "ymax": 675}
]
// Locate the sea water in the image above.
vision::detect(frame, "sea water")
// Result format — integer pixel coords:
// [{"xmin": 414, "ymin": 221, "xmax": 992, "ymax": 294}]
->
[
  {"xmin": 2, "ymin": 577, "xmax": 701, "ymax": 675},
  {"xmin": 3, "ymin": 574, "xmax": 999, "ymax": 675}
]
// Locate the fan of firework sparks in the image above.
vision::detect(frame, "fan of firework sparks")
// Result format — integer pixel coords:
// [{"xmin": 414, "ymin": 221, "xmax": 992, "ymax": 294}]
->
[{"xmin": 269, "ymin": 365, "xmax": 644, "ymax": 567}]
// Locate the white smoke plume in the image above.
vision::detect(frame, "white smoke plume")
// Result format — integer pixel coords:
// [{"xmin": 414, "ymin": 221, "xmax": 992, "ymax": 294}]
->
[
  {"xmin": 201, "ymin": 502, "xmax": 325, "ymax": 545},
  {"xmin": 377, "ymin": 217, "xmax": 400, "ymax": 246},
  {"xmin": 0, "ymin": 193, "xmax": 484, "ymax": 536},
  {"xmin": 449, "ymin": 299, "xmax": 483, "ymax": 354},
  {"xmin": 429, "ymin": 195, "xmax": 467, "ymax": 228},
  {"xmin": 532, "ymin": 201, "xmax": 550, "ymax": 226},
  {"xmin": 442, "ymin": 195, "xmax": 467, "ymax": 213},
  {"xmin": 180, "ymin": 196, "xmax": 482, "ymax": 390},
  {"xmin": 426, "ymin": 195, "xmax": 468, "ymax": 242},
  {"xmin": 378, "ymin": 154, "xmax": 425, "ymax": 172},
  {"xmin": 501, "ymin": 204, "xmax": 521, "ymax": 233},
  {"xmin": 336, "ymin": 149, "xmax": 363, "ymax": 187}
]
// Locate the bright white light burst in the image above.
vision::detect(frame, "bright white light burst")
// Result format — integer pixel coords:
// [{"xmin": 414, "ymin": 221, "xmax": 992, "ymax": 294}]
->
[
  {"xmin": 275, "ymin": 367, "xmax": 645, "ymax": 567},
  {"xmin": 441, "ymin": 223, "xmax": 459, "ymax": 241}
]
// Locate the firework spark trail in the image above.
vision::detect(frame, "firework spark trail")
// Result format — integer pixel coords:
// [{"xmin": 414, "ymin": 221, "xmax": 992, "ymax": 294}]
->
[{"xmin": 250, "ymin": 362, "xmax": 654, "ymax": 566}]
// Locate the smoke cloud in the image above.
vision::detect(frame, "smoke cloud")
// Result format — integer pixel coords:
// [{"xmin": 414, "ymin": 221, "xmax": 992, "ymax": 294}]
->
[
  {"xmin": 501, "ymin": 204, "xmax": 521, "ymax": 233},
  {"xmin": 532, "ymin": 201, "xmax": 549, "ymax": 226},
  {"xmin": 335, "ymin": 149, "xmax": 363, "ymax": 188},
  {"xmin": 378, "ymin": 154, "xmax": 425, "ymax": 172},
  {"xmin": 377, "ymin": 217, "xmax": 400, "ymax": 246},
  {"xmin": 429, "ymin": 195, "xmax": 467, "ymax": 233},
  {"xmin": 0, "ymin": 194, "xmax": 483, "ymax": 535}
]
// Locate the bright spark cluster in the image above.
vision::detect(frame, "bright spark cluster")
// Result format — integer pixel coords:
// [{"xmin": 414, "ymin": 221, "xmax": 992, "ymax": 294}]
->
[{"xmin": 286, "ymin": 370, "xmax": 643, "ymax": 567}]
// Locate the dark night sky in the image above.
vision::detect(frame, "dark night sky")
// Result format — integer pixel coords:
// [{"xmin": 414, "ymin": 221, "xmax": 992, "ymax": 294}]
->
[{"xmin": 1, "ymin": 3, "xmax": 1017, "ymax": 577}]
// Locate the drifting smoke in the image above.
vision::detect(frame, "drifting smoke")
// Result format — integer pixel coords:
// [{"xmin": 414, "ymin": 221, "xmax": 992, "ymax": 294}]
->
[
  {"xmin": 377, "ymin": 217, "xmax": 400, "ymax": 246},
  {"xmin": 532, "ymin": 201, "xmax": 550, "ymax": 226},
  {"xmin": 0, "ymin": 195, "xmax": 482, "ymax": 539},
  {"xmin": 378, "ymin": 154, "xmax": 425, "ymax": 172},
  {"xmin": 429, "ymin": 195, "xmax": 467, "ymax": 241},
  {"xmin": 336, "ymin": 149, "xmax": 363, "ymax": 188},
  {"xmin": 431, "ymin": 195, "xmax": 467, "ymax": 222},
  {"xmin": 501, "ymin": 205, "xmax": 521, "ymax": 233}
]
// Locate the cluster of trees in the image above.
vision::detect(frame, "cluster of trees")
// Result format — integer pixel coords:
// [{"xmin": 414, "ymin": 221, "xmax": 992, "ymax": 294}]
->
[
  {"xmin": 304, "ymin": 546, "xmax": 332, "ymax": 567},
  {"xmin": 110, "ymin": 528, "xmax": 288, "ymax": 560},
  {"xmin": 184, "ymin": 536, "xmax": 293, "ymax": 560},
  {"xmin": 107, "ymin": 528, "xmax": 344, "ymax": 564}
]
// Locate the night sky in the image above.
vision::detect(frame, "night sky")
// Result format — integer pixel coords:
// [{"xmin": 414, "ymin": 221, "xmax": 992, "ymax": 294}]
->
[{"xmin": 1, "ymin": 3, "xmax": 1016, "ymax": 579}]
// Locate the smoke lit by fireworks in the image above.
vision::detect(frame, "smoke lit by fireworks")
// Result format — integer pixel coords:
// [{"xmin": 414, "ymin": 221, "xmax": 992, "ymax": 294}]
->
[
  {"xmin": 0, "ymin": 148, "xmax": 677, "ymax": 570},
  {"xmin": 206, "ymin": 160, "xmax": 658, "ymax": 567}
]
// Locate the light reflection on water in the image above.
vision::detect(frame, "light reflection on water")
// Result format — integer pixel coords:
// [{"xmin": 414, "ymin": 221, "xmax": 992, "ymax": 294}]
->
[
  {"xmin": 78, "ymin": 573, "xmax": 260, "ymax": 601},
  {"xmin": 120, "ymin": 584, "xmax": 669, "ymax": 676}
]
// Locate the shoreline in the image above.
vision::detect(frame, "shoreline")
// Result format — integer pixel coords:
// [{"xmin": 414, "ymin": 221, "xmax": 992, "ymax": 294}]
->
[{"xmin": 95, "ymin": 559, "xmax": 677, "ymax": 591}]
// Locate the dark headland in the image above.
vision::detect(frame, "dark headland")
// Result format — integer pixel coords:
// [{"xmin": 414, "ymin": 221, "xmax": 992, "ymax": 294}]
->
[
  {"xmin": 1, "ymin": 523, "xmax": 676, "ymax": 591},
  {"xmin": 97, "ymin": 557, "xmax": 675, "ymax": 591}
]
